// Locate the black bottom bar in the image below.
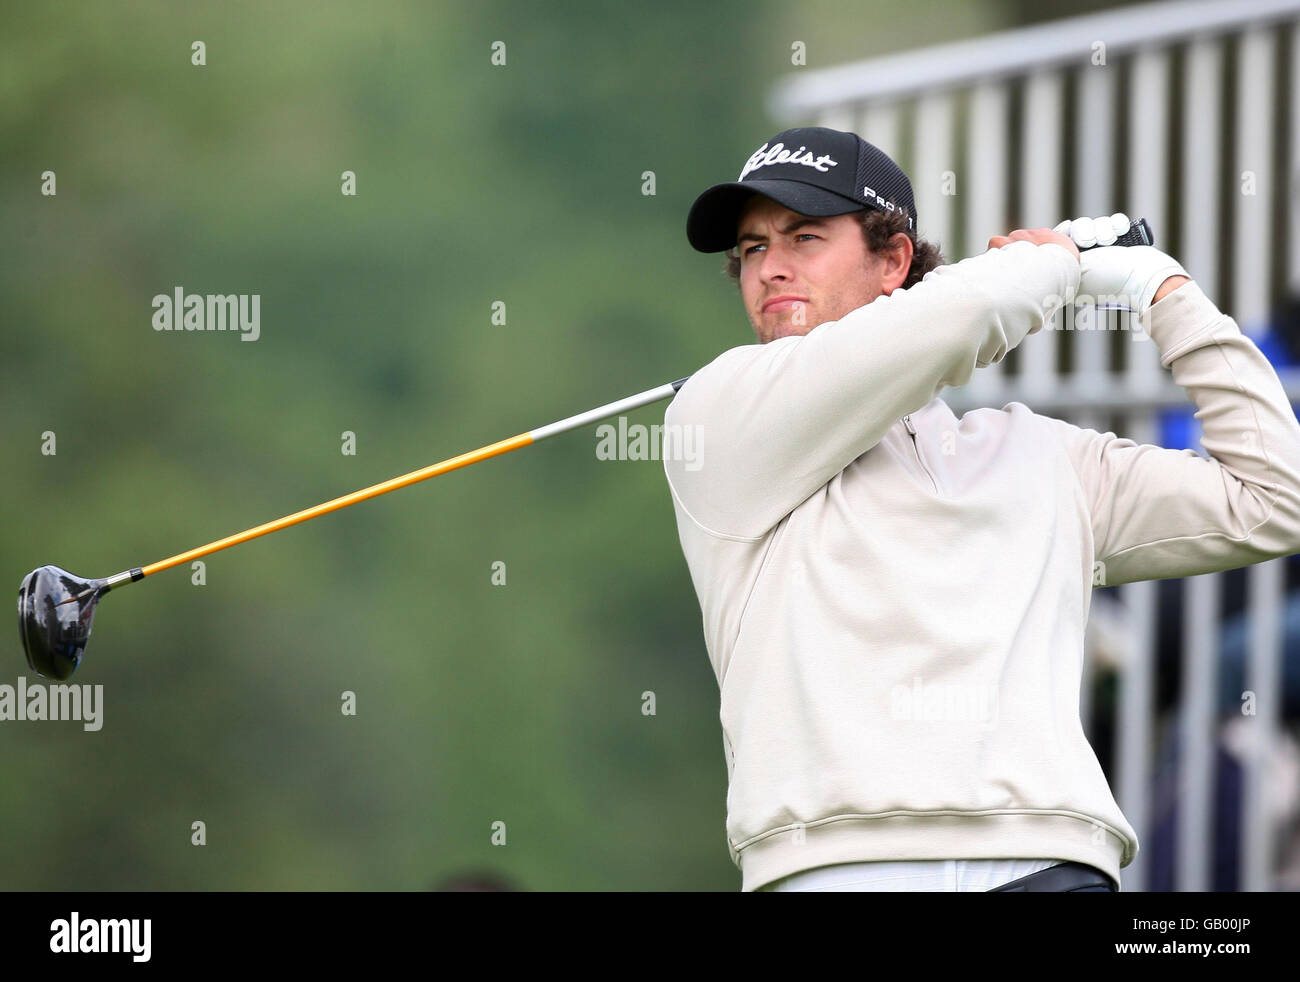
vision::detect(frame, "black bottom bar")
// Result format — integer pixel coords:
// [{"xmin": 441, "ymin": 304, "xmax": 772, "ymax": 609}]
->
[{"xmin": 0, "ymin": 888, "xmax": 1284, "ymax": 968}]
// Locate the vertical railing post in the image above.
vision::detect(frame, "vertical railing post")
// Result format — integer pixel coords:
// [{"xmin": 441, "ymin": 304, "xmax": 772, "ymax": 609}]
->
[
  {"xmin": 1019, "ymin": 71, "xmax": 1065, "ymax": 404},
  {"xmin": 1244, "ymin": 560, "xmax": 1286, "ymax": 890},
  {"xmin": 914, "ymin": 90, "xmax": 956, "ymax": 261},
  {"xmin": 1179, "ymin": 572, "xmax": 1220, "ymax": 891},
  {"xmin": 1234, "ymin": 25, "xmax": 1284, "ymax": 893},
  {"xmin": 964, "ymin": 81, "xmax": 1009, "ymax": 403}
]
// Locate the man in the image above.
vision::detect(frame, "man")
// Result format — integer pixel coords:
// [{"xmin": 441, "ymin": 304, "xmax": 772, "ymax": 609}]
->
[{"xmin": 663, "ymin": 126, "xmax": 1300, "ymax": 892}]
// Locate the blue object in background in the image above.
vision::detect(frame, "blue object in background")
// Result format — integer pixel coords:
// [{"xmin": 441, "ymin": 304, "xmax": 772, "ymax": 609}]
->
[
  {"xmin": 1159, "ymin": 406, "xmax": 1200, "ymax": 452},
  {"xmin": 1253, "ymin": 326, "xmax": 1291, "ymax": 370}
]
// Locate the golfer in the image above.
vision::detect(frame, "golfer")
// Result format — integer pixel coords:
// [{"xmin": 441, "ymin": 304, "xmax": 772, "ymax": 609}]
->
[{"xmin": 664, "ymin": 126, "xmax": 1300, "ymax": 892}]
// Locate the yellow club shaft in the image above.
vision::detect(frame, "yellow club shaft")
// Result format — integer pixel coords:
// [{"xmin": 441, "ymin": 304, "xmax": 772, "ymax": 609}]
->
[{"xmin": 140, "ymin": 432, "xmax": 534, "ymax": 577}]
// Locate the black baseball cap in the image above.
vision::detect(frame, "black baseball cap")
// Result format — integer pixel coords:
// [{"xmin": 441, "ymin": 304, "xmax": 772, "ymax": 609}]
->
[{"xmin": 686, "ymin": 126, "xmax": 917, "ymax": 253}]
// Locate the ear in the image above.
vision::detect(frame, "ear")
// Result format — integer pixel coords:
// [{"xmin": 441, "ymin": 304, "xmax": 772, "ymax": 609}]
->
[{"xmin": 881, "ymin": 233, "xmax": 914, "ymax": 293}]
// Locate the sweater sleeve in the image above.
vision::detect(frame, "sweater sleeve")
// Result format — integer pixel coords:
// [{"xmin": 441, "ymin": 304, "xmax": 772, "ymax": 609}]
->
[
  {"xmin": 1043, "ymin": 281, "xmax": 1300, "ymax": 586},
  {"xmin": 663, "ymin": 240, "xmax": 1081, "ymax": 539}
]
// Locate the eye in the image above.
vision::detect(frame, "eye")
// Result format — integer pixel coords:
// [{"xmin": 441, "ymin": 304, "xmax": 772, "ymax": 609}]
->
[{"xmin": 742, "ymin": 234, "xmax": 819, "ymax": 257}]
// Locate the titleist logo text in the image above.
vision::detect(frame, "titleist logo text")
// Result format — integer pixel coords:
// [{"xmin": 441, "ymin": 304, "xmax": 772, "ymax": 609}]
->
[{"xmin": 739, "ymin": 142, "xmax": 838, "ymax": 181}]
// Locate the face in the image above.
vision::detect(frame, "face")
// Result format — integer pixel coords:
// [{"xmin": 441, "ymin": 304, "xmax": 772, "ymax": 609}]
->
[{"xmin": 734, "ymin": 195, "xmax": 913, "ymax": 344}]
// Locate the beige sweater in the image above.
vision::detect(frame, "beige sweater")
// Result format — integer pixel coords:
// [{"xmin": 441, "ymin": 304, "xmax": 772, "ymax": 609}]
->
[{"xmin": 662, "ymin": 240, "xmax": 1300, "ymax": 891}]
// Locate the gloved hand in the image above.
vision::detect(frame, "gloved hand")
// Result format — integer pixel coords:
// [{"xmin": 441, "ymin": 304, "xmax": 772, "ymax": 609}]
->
[{"xmin": 1054, "ymin": 214, "xmax": 1189, "ymax": 313}]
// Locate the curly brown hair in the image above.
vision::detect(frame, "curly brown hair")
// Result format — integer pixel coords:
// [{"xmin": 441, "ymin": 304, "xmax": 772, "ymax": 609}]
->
[{"xmin": 722, "ymin": 206, "xmax": 945, "ymax": 291}]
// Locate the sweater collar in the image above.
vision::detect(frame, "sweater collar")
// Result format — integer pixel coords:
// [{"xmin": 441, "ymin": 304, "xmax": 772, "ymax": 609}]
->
[{"xmin": 901, "ymin": 396, "xmax": 947, "ymax": 431}]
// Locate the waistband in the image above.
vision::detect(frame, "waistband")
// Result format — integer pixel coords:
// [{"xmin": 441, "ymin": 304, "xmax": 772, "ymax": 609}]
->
[{"xmin": 738, "ymin": 811, "xmax": 1130, "ymax": 891}]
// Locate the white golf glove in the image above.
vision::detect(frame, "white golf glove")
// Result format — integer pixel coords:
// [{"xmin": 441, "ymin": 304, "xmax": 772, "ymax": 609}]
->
[{"xmin": 1054, "ymin": 214, "xmax": 1189, "ymax": 313}]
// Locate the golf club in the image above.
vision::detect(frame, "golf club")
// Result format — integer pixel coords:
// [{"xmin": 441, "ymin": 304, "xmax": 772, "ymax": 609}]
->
[
  {"xmin": 17, "ymin": 217, "xmax": 1154, "ymax": 681},
  {"xmin": 17, "ymin": 377, "xmax": 690, "ymax": 681}
]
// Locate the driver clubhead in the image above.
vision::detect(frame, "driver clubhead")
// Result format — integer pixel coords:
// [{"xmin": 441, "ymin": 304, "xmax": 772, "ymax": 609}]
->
[{"xmin": 17, "ymin": 565, "xmax": 107, "ymax": 681}]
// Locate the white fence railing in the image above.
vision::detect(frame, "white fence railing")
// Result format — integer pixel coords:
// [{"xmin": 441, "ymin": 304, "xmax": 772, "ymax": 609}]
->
[{"xmin": 769, "ymin": 0, "xmax": 1300, "ymax": 892}]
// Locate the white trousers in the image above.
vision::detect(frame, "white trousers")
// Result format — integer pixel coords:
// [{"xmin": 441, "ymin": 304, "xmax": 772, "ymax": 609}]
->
[{"xmin": 758, "ymin": 858, "xmax": 1065, "ymax": 891}]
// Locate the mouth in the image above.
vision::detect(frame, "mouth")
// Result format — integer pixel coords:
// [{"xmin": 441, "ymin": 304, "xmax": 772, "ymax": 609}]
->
[{"xmin": 762, "ymin": 296, "xmax": 808, "ymax": 314}]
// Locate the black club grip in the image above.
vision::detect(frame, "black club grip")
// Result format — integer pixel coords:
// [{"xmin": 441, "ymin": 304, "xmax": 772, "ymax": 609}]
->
[{"xmin": 1077, "ymin": 217, "xmax": 1154, "ymax": 251}]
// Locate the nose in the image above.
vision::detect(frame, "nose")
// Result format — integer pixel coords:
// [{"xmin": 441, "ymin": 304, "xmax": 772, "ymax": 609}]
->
[{"xmin": 756, "ymin": 239, "xmax": 794, "ymax": 283}]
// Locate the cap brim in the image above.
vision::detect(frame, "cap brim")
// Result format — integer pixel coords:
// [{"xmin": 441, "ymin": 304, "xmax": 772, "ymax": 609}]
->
[{"xmin": 686, "ymin": 180, "xmax": 865, "ymax": 253}]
